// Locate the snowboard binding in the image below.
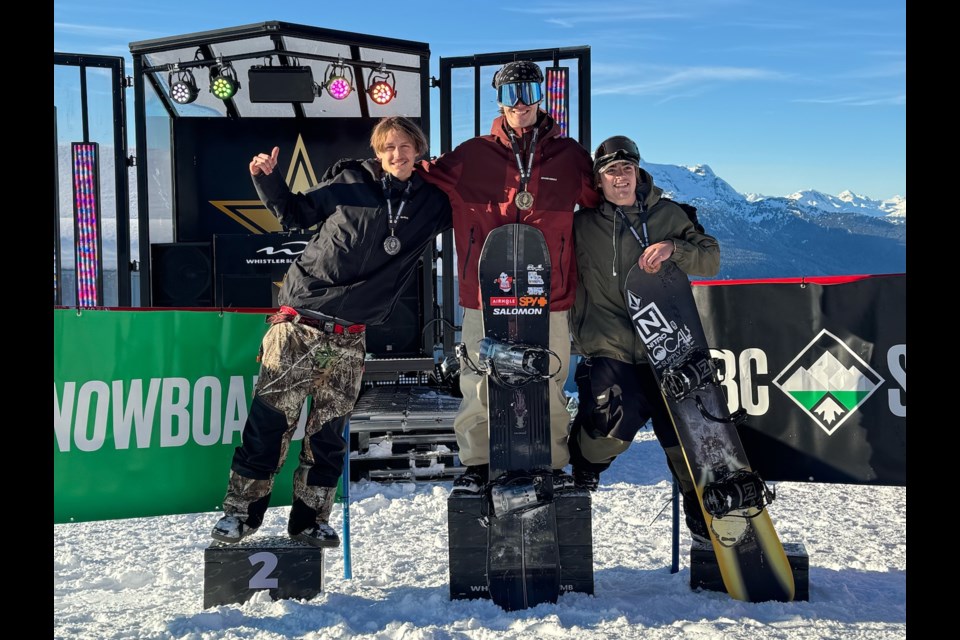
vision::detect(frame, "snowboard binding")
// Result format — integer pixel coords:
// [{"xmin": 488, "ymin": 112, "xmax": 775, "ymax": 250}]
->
[
  {"xmin": 486, "ymin": 471, "xmax": 555, "ymax": 519},
  {"xmin": 660, "ymin": 349, "xmax": 718, "ymax": 400},
  {"xmin": 660, "ymin": 350, "xmax": 748, "ymax": 425},
  {"xmin": 457, "ymin": 338, "xmax": 560, "ymax": 388},
  {"xmin": 702, "ymin": 469, "xmax": 776, "ymax": 519}
]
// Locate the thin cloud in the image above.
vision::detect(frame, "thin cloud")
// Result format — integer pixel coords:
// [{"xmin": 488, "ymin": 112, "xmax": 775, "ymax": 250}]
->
[
  {"xmin": 54, "ymin": 22, "xmax": 159, "ymax": 39},
  {"xmin": 837, "ymin": 61, "xmax": 906, "ymax": 80},
  {"xmin": 594, "ymin": 65, "xmax": 782, "ymax": 96},
  {"xmin": 504, "ymin": 1, "xmax": 689, "ymax": 26},
  {"xmin": 794, "ymin": 94, "xmax": 906, "ymax": 106}
]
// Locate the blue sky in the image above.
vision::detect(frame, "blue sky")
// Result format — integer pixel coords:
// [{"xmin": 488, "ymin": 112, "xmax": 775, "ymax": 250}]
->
[{"xmin": 54, "ymin": 0, "xmax": 906, "ymax": 200}]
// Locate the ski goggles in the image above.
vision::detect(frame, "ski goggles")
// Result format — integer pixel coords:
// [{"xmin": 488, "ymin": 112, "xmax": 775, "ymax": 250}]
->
[
  {"xmin": 497, "ymin": 81, "xmax": 543, "ymax": 107},
  {"xmin": 594, "ymin": 140, "xmax": 641, "ymax": 173}
]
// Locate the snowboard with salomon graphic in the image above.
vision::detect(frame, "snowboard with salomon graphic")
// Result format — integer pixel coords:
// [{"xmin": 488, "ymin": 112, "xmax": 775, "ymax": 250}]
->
[
  {"xmin": 623, "ymin": 261, "xmax": 795, "ymax": 602},
  {"xmin": 477, "ymin": 223, "xmax": 560, "ymax": 611}
]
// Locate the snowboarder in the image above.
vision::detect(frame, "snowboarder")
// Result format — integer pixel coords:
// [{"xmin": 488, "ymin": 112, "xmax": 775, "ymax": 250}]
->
[
  {"xmin": 418, "ymin": 60, "xmax": 600, "ymax": 493},
  {"xmin": 567, "ymin": 134, "xmax": 720, "ymax": 541},
  {"xmin": 211, "ymin": 117, "xmax": 451, "ymax": 547}
]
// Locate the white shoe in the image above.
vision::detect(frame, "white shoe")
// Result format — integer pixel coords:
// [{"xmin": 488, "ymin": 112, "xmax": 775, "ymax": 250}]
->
[
  {"xmin": 211, "ymin": 515, "xmax": 258, "ymax": 543},
  {"xmin": 291, "ymin": 523, "xmax": 340, "ymax": 548}
]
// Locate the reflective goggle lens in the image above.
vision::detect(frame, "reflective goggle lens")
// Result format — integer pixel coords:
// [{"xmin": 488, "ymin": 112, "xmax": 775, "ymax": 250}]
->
[
  {"xmin": 596, "ymin": 139, "xmax": 640, "ymax": 159},
  {"xmin": 498, "ymin": 82, "xmax": 543, "ymax": 106}
]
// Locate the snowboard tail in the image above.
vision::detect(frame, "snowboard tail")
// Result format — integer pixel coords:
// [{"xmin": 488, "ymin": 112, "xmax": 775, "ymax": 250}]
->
[
  {"xmin": 624, "ymin": 261, "xmax": 794, "ymax": 603},
  {"xmin": 485, "ymin": 474, "xmax": 560, "ymax": 611}
]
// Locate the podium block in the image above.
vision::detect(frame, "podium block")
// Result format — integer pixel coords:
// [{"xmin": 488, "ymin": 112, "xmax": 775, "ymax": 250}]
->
[
  {"xmin": 448, "ymin": 490, "xmax": 593, "ymax": 600},
  {"xmin": 690, "ymin": 541, "xmax": 809, "ymax": 601},
  {"xmin": 203, "ymin": 536, "xmax": 324, "ymax": 608}
]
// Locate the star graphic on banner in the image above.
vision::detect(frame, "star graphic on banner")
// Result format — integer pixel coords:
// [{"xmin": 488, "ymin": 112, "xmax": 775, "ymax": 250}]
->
[{"xmin": 208, "ymin": 134, "xmax": 320, "ymax": 234}]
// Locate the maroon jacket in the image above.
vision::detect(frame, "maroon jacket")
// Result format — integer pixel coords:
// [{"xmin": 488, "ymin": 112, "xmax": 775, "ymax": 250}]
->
[{"xmin": 418, "ymin": 113, "xmax": 600, "ymax": 311}]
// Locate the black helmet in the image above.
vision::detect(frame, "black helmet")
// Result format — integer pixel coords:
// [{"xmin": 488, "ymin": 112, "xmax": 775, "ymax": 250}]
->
[
  {"xmin": 492, "ymin": 60, "xmax": 544, "ymax": 88},
  {"xmin": 593, "ymin": 136, "xmax": 641, "ymax": 174}
]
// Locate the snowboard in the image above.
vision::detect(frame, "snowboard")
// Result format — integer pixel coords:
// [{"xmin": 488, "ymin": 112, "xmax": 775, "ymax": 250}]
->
[
  {"xmin": 477, "ymin": 223, "xmax": 560, "ymax": 611},
  {"xmin": 623, "ymin": 261, "xmax": 795, "ymax": 602}
]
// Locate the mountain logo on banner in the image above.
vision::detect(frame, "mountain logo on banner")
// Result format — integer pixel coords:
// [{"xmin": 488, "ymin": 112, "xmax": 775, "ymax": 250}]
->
[
  {"xmin": 209, "ymin": 134, "xmax": 319, "ymax": 234},
  {"xmin": 773, "ymin": 329, "xmax": 884, "ymax": 435}
]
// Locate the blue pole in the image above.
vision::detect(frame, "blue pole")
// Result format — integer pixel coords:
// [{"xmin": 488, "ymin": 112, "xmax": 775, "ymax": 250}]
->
[
  {"xmin": 342, "ymin": 419, "xmax": 352, "ymax": 580},
  {"xmin": 671, "ymin": 475, "xmax": 679, "ymax": 573}
]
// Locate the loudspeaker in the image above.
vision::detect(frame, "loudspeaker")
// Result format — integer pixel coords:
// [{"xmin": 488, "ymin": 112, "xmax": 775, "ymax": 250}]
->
[
  {"xmin": 365, "ymin": 268, "xmax": 424, "ymax": 358},
  {"xmin": 247, "ymin": 66, "xmax": 316, "ymax": 103},
  {"xmin": 213, "ymin": 233, "xmax": 312, "ymax": 309},
  {"xmin": 151, "ymin": 242, "xmax": 213, "ymax": 307},
  {"xmin": 217, "ymin": 274, "xmax": 275, "ymax": 308}
]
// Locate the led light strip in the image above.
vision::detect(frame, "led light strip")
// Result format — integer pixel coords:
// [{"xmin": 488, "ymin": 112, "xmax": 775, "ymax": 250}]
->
[{"xmin": 72, "ymin": 142, "xmax": 102, "ymax": 307}]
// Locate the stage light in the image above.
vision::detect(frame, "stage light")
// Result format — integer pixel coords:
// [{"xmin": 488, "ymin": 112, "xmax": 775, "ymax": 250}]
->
[
  {"xmin": 367, "ymin": 66, "xmax": 397, "ymax": 106},
  {"xmin": 168, "ymin": 68, "xmax": 199, "ymax": 105},
  {"xmin": 323, "ymin": 59, "xmax": 354, "ymax": 100},
  {"xmin": 210, "ymin": 62, "xmax": 240, "ymax": 100}
]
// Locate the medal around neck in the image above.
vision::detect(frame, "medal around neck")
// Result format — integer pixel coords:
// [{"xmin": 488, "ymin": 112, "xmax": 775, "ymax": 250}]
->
[
  {"xmin": 515, "ymin": 190, "xmax": 534, "ymax": 210},
  {"xmin": 383, "ymin": 235, "xmax": 402, "ymax": 255}
]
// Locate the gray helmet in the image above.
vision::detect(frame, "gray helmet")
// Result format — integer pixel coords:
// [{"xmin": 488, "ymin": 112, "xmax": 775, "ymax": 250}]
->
[
  {"xmin": 593, "ymin": 135, "xmax": 641, "ymax": 174},
  {"xmin": 492, "ymin": 60, "xmax": 544, "ymax": 88}
]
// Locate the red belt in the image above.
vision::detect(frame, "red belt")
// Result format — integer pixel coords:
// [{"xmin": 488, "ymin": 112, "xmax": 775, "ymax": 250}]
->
[{"xmin": 271, "ymin": 306, "xmax": 365, "ymax": 334}]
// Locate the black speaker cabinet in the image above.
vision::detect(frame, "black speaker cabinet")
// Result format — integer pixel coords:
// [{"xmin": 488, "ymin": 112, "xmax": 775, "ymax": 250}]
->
[
  {"xmin": 150, "ymin": 242, "xmax": 213, "ymax": 307},
  {"xmin": 365, "ymin": 267, "xmax": 424, "ymax": 358},
  {"xmin": 213, "ymin": 233, "xmax": 311, "ymax": 308}
]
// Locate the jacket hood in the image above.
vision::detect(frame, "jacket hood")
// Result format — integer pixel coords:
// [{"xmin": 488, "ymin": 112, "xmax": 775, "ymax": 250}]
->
[{"xmin": 636, "ymin": 167, "xmax": 665, "ymax": 209}]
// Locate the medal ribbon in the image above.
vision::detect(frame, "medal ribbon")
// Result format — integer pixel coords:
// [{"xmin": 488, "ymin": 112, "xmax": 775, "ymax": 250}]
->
[
  {"xmin": 381, "ymin": 176, "xmax": 413, "ymax": 237},
  {"xmin": 506, "ymin": 126, "xmax": 540, "ymax": 200}
]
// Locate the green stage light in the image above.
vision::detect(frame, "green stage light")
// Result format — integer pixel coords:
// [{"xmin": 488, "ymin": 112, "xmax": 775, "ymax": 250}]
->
[{"xmin": 210, "ymin": 63, "xmax": 240, "ymax": 100}]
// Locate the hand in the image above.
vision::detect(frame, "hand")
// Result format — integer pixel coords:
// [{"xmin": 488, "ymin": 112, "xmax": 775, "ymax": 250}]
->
[
  {"xmin": 638, "ymin": 240, "xmax": 675, "ymax": 274},
  {"xmin": 250, "ymin": 146, "xmax": 280, "ymax": 176}
]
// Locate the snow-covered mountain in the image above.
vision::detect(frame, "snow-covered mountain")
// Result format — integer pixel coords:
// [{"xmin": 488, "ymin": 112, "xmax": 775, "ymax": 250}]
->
[
  {"xmin": 56, "ymin": 143, "xmax": 906, "ymax": 285},
  {"xmin": 640, "ymin": 158, "xmax": 906, "ymax": 280}
]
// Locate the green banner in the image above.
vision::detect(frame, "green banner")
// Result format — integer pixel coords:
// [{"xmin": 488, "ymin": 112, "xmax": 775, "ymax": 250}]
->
[{"xmin": 53, "ymin": 309, "xmax": 324, "ymax": 523}]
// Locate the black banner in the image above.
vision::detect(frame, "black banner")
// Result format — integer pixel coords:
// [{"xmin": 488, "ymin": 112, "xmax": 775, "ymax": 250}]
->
[
  {"xmin": 692, "ymin": 274, "xmax": 906, "ymax": 486},
  {"xmin": 173, "ymin": 117, "xmax": 411, "ymax": 243}
]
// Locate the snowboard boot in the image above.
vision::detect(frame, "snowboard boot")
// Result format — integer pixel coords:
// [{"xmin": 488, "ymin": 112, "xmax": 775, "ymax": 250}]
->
[
  {"xmin": 288, "ymin": 485, "xmax": 340, "ymax": 548},
  {"xmin": 552, "ymin": 469, "xmax": 576, "ymax": 492},
  {"xmin": 452, "ymin": 465, "xmax": 488, "ymax": 494},
  {"xmin": 211, "ymin": 515, "xmax": 259, "ymax": 543},
  {"xmin": 212, "ymin": 471, "xmax": 272, "ymax": 543},
  {"xmin": 572, "ymin": 467, "xmax": 600, "ymax": 492}
]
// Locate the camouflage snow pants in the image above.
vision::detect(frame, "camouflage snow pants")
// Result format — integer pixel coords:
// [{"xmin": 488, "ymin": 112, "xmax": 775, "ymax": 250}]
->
[{"xmin": 221, "ymin": 320, "xmax": 365, "ymax": 530}]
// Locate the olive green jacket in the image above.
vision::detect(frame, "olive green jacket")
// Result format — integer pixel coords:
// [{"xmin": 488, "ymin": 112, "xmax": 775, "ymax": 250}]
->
[{"xmin": 569, "ymin": 169, "xmax": 720, "ymax": 364}]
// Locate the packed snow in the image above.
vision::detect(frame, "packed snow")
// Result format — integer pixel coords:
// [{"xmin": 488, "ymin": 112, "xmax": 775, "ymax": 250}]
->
[{"xmin": 53, "ymin": 428, "xmax": 906, "ymax": 639}]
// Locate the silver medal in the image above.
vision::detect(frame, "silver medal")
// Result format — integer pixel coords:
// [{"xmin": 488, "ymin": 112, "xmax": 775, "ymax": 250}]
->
[
  {"xmin": 383, "ymin": 235, "xmax": 401, "ymax": 255},
  {"xmin": 515, "ymin": 190, "xmax": 534, "ymax": 210}
]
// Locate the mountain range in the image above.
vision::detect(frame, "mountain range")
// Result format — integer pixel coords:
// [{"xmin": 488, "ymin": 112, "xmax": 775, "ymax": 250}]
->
[
  {"xmin": 55, "ymin": 144, "xmax": 907, "ymax": 283},
  {"xmin": 642, "ymin": 159, "xmax": 906, "ymax": 279}
]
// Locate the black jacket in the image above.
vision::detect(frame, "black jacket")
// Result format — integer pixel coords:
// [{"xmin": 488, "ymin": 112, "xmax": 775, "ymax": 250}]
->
[{"xmin": 252, "ymin": 158, "xmax": 452, "ymax": 325}]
